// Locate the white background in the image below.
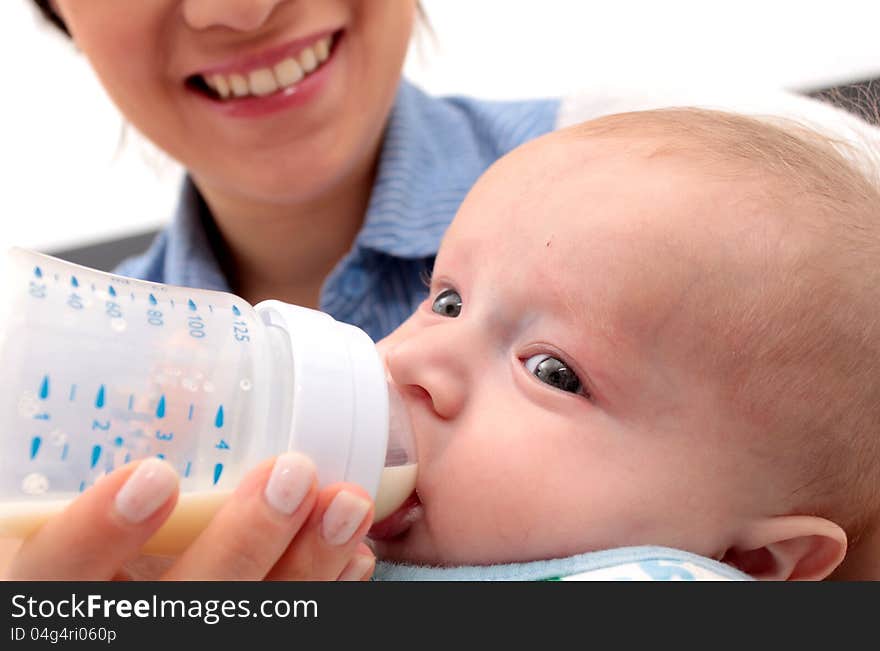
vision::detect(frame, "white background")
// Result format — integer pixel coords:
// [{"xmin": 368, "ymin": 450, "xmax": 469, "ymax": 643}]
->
[{"xmin": 2, "ymin": 0, "xmax": 880, "ymax": 252}]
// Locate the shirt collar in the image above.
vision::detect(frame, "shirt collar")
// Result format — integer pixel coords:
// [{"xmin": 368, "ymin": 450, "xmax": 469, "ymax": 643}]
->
[
  {"xmin": 164, "ymin": 177, "xmax": 231, "ymax": 292},
  {"xmin": 164, "ymin": 79, "xmax": 504, "ymax": 288},
  {"xmin": 353, "ymin": 80, "xmax": 492, "ymax": 259}
]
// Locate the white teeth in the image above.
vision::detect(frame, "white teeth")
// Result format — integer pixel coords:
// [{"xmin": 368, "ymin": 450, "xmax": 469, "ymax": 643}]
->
[
  {"xmin": 229, "ymin": 74, "xmax": 249, "ymax": 97},
  {"xmin": 248, "ymin": 68, "xmax": 278, "ymax": 96},
  {"xmin": 274, "ymin": 57, "xmax": 304, "ymax": 87},
  {"xmin": 201, "ymin": 36, "xmax": 333, "ymax": 100},
  {"xmin": 211, "ymin": 74, "xmax": 230, "ymax": 99},
  {"xmin": 315, "ymin": 38, "xmax": 329, "ymax": 62},
  {"xmin": 298, "ymin": 46, "xmax": 318, "ymax": 73}
]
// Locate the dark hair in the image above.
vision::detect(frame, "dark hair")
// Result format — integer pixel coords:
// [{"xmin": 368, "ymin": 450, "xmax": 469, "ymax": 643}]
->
[
  {"xmin": 31, "ymin": 1, "xmax": 430, "ymax": 40},
  {"xmin": 31, "ymin": 0, "xmax": 69, "ymax": 36}
]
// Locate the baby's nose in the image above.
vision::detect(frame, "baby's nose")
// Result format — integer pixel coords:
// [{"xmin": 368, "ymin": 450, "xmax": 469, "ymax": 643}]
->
[
  {"xmin": 182, "ymin": 0, "xmax": 285, "ymax": 32},
  {"xmin": 385, "ymin": 334, "xmax": 467, "ymax": 421}
]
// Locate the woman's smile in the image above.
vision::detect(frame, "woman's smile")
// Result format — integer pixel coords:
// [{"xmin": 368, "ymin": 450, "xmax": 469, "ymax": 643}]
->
[
  {"xmin": 185, "ymin": 29, "xmax": 342, "ymax": 116},
  {"xmin": 50, "ymin": 0, "xmax": 416, "ymax": 204}
]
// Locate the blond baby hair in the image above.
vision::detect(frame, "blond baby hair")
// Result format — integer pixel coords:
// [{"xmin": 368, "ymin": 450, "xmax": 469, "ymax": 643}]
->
[{"xmin": 567, "ymin": 108, "xmax": 880, "ymax": 548}]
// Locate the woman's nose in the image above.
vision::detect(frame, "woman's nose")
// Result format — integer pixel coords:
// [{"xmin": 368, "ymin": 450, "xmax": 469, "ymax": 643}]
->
[
  {"xmin": 182, "ymin": 0, "xmax": 287, "ymax": 32},
  {"xmin": 385, "ymin": 329, "xmax": 469, "ymax": 421}
]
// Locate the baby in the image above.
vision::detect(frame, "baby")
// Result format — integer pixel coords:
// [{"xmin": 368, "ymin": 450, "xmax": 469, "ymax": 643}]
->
[{"xmin": 368, "ymin": 108, "xmax": 880, "ymax": 580}]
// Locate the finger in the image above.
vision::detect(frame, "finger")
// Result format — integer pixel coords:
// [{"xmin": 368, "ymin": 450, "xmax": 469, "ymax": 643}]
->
[
  {"xmin": 0, "ymin": 538, "xmax": 23, "ymax": 578},
  {"xmin": 120, "ymin": 555, "xmax": 175, "ymax": 581},
  {"xmin": 266, "ymin": 483, "xmax": 373, "ymax": 581},
  {"xmin": 6, "ymin": 459, "xmax": 179, "ymax": 580},
  {"xmin": 336, "ymin": 543, "xmax": 376, "ymax": 581},
  {"xmin": 164, "ymin": 452, "xmax": 317, "ymax": 580}
]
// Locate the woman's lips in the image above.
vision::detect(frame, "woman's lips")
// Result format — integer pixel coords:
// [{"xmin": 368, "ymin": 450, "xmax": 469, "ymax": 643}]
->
[
  {"xmin": 184, "ymin": 31, "xmax": 342, "ymax": 118},
  {"xmin": 368, "ymin": 491, "xmax": 422, "ymax": 541},
  {"xmin": 190, "ymin": 29, "xmax": 339, "ymax": 79}
]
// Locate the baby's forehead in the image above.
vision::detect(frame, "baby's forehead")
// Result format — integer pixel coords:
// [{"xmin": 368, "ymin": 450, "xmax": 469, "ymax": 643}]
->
[
  {"xmin": 454, "ymin": 130, "xmax": 764, "ymax": 270},
  {"xmin": 444, "ymin": 107, "xmax": 856, "ymax": 340},
  {"xmin": 444, "ymin": 125, "xmax": 814, "ymax": 363}
]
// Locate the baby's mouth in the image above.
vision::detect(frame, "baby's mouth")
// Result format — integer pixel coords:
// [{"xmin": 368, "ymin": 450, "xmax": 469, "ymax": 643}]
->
[
  {"xmin": 186, "ymin": 31, "xmax": 341, "ymax": 101},
  {"xmin": 368, "ymin": 491, "xmax": 422, "ymax": 541}
]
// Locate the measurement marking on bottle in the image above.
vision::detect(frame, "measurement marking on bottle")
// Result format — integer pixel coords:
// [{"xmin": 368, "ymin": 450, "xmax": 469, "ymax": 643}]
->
[
  {"xmin": 157, "ymin": 453, "xmax": 166, "ymax": 460},
  {"xmin": 69, "ymin": 384, "xmax": 77, "ymax": 402},
  {"xmin": 61, "ymin": 443, "xmax": 69, "ymax": 461},
  {"xmin": 95, "ymin": 385, "xmax": 106, "ymax": 409},
  {"xmin": 79, "ymin": 481, "xmax": 86, "ymax": 493},
  {"xmin": 113, "ymin": 436, "xmax": 124, "ymax": 447},
  {"xmin": 188, "ymin": 404, "xmax": 194, "ymax": 421},
  {"xmin": 34, "ymin": 413, "xmax": 49, "ymax": 421},
  {"xmin": 156, "ymin": 395, "xmax": 166, "ymax": 419},
  {"xmin": 39, "ymin": 375, "xmax": 49, "ymax": 400},
  {"xmin": 149, "ymin": 293, "xmax": 158, "ymax": 306},
  {"xmin": 215, "ymin": 405, "xmax": 224, "ymax": 428},
  {"xmin": 108, "ymin": 285, "xmax": 116, "ymax": 297},
  {"xmin": 124, "ymin": 453, "xmax": 131, "ymax": 464},
  {"xmin": 170, "ymin": 299, "xmax": 175, "ymax": 309},
  {"xmin": 30, "ymin": 436, "xmax": 41, "ymax": 460},
  {"xmin": 188, "ymin": 299, "xmax": 197, "ymax": 311},
  {"xmin": 90, "ymin": 445, "xmax": 102, "ymax": 469},
  {"xmin": 128, "ymin": 395, "xmax": 134, "ymax": 411},
  {"xmin": 213, "ymin": 463, "xmax": 224, "ymax": 485},
  {"xmin": 208, "ymin": 304, "xmax": 214, "ymax": 313},
  {"xmin": 232, "ymin": 305, "xmax": 241, "ymax": 316},
  {"xmin": 34, "ymin": 266, "xmax": 42, "ymax": 278},
  {"xmin": 71, "ymin": 276, "xmax": 79, "ymax": 288},
  {"xmin": 184, "ymin": 461, "xmax": 192, "ymax": 478}
]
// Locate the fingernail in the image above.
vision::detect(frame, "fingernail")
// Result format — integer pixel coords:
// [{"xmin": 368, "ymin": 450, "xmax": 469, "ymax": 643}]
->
[
  {"xmin": 115, "ymin": 459, "xmax": 178, "ymax": 524},
  {"xmin": 322, "ymin": 491, "xmax": 371, "ymax": 546},
  {"xmin": 264, "ymin": 452, "xmax": 315, "ymax": 515},
  {"xmin": 338, "ymin": 554, "xmax": 375, "ymax": 581}
]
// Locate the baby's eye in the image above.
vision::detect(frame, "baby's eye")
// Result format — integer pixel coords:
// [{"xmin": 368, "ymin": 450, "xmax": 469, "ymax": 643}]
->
[
  {"xmin": 432, "ymin": 288, "xmax": 462, "ymax": 317},
  {"xmin": 524, "ymin": 354, "xmax": 582, "ymax": 394}
]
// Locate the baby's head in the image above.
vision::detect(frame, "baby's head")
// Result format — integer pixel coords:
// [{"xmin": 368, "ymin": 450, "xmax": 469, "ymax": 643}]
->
[{"xmin": 374, "ymin": 108, "xmax": 880, "ymax": 580}]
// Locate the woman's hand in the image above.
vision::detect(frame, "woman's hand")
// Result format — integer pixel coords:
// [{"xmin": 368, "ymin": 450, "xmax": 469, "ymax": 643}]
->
[{"xmin": 3, "ymin": 453, "xmax": 375, "ymax": 581}]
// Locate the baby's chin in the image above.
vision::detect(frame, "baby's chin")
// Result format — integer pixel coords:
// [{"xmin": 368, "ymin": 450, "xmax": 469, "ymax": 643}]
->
[
  {"xmin": 371, "ymin": 521, "xmax": 514, "ymax": 567},
  {"xmin": 369, "ymin": 501, "xmax": 515, "ymax": 567},
  {"xmin": 370, "ymin": 520, "xmax": 443, "ymax": 565}
]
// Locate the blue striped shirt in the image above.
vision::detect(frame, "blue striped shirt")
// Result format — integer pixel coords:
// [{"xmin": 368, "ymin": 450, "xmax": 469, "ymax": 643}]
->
[{"xmin": 114, "ymin": 80, "xmax": 559, "ymax": 341}]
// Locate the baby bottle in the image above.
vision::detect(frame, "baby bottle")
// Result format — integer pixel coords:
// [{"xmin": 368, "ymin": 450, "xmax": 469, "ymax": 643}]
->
[{"xmin": 0, "ymin": 248, "xmax": 417, "ymax": 554}]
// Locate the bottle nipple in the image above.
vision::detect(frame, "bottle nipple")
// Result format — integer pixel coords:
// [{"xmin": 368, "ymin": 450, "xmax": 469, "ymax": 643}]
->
[{"xmin": 374, "ymin": 381, "xmax": 418, "ymax": 521}]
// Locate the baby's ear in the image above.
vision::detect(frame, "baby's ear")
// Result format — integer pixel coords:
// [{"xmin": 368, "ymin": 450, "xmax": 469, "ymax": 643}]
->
[{"xmin": 721, "ymin": 516, "xmax": 847, "ymax": 581}]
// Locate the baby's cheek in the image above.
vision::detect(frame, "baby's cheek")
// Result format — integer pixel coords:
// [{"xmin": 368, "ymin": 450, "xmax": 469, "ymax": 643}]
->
[
  {"xmin": 423, "ymin": 456, "xmax": 554, "ymax": 562},
  {"xmin": 430, "ymin": 488, "xmax": 566, "ymax": 565}
]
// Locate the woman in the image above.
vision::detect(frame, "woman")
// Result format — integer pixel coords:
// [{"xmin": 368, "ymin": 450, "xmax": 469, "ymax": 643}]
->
[{"xmin": 3, "ymin": 0, "xmax": 559, "ymax": 580}]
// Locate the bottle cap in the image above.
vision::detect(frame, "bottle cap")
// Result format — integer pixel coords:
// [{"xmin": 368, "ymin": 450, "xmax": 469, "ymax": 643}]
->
[{"xmin": 254, "ymin": 300, "xmax": 390, "ymax": 500}]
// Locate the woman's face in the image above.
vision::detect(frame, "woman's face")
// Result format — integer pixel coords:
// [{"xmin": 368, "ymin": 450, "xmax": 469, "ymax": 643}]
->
[{"xmin": 53, "ymin": 0, "xmax": 416, "ymax": 205}]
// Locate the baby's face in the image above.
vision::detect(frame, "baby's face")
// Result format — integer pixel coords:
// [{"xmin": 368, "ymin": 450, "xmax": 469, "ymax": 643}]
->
[{"xmin": 373, "ymin": 133, "xmax": 787, "ymax": 566}]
